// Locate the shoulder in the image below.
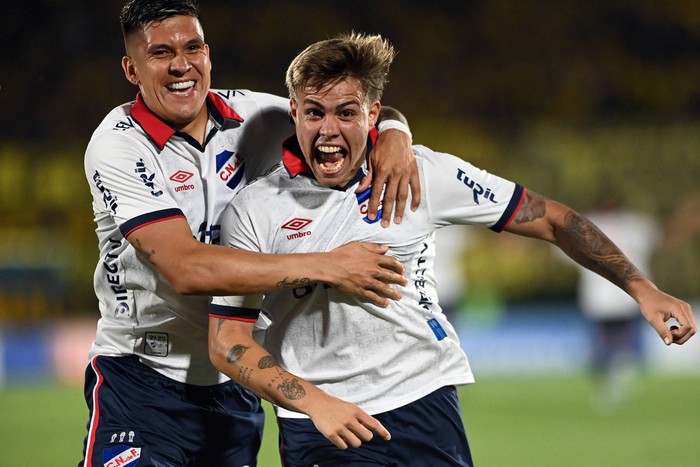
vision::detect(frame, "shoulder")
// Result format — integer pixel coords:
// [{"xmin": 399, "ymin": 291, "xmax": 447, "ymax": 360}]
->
[
  {"xmin": 85, "ymin": 101, "xmax": 153, "ymax": 167},
  {"xmin": 210, "ymin": 89, "xmax": 289, "ymax": 117},
  {"xmin": 234, "ymin": 163, "xmax": 287, "ymax": 202}
]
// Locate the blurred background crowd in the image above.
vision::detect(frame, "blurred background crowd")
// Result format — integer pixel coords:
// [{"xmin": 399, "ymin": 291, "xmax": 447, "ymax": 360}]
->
[{"xmin": 1, "ymin": 0, "xmax": 700, "ymax": 385}]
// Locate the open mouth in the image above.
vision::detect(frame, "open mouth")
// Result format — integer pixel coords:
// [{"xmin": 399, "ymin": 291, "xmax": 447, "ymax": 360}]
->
[
  {"xmin": 166, "ymin": 80, "xmax": 195, "ymax": 93},
  {"xmin": 316, "ymin": 145, "xmax": 346, "ymax": 175}
]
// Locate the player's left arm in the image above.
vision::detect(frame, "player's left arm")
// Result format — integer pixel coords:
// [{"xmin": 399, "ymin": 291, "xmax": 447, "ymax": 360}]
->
[
  {"xmin": 208, "ymin": 316, "xmax": 391, "ymax": 449},
  {"xmin": 360, "ymin": 106, "xmax": 420, "ymax": 228},
  {"xmin": 504, "ymin": 190, "xmax": 697, "ymax": 346}
]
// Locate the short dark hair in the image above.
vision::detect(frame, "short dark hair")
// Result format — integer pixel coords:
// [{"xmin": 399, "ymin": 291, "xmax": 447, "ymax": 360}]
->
[
  {"xmin": 120, "ymin": 0, "xmax": 200, "ymax": 38},
  {"xmin": 285, "ymin": 32, "xmax": 395, "ymax": 103}
]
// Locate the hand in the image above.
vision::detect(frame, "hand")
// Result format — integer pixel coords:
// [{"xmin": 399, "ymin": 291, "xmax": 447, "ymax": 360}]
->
[
  {"xmin": 326, "ymin": 242, "xmax": 406, "ymax": 307},
  {"xmin": 638, "ymin": 288, "xmax": 696, "ymax": 345},
  {"xmin": 306, "ymin": 393, "xmax": 391, "ymax": 450},
  {"xmin": 359, "ymin": 128, "xmax": 421, "ymax": 228}
]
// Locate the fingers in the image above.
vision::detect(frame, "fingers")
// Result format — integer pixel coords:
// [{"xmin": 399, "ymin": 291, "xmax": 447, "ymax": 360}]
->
[
  {"xmin": 360, "ymin": 415, "xmax": 391, "ymax": 441},
  {"xmin": 409, "ymin": 157, "xmax": 421, "ymax": 212},
  {"xmin": 366, "ymin": 173, "xmax": 386, "ymax": 225},
  {"xmin": 357, "ymin": 242, "xmax": 405, "ymax": 277},
  {"xmin": 328, "ymin": 415, "xmax": 391, "ymax": 450},
  {"xmin": 651, "ymin": 300, "xmax": 696, "ymax": 346},
  {"xmin": 330, "ymin": 242, "xmax": 406, "ymax": 306},
  {"xmin": 328, "ymin": 434, "xmax": 349, "ymax": 450},
  {"xmin": 667, "ymin": 303, "xmax": 697, "ymax": 345},
  {"xmin": 356, "ymin": 171, "xmax": 372, "ymax": 194}
]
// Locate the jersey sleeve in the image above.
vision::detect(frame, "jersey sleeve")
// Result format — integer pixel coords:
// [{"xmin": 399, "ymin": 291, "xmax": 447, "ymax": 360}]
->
[
  {"xmin": 416, "ymin": 145, "xmax": 525, "ymax": 231},
  {"xmin": 84, "ymin": 130, "xmax": 183, "ymax": 237},
  {"xmin": 209, "ymin": 197, "xmax": 265, "ymax": 320},
  {"xmin": 209, "ymin": 294, "xmax": 263, "ymax": 321}
]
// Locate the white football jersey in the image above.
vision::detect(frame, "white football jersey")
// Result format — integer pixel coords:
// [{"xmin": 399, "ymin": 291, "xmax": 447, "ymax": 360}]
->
[
  {"xmin": 84, "ymin": 89, "xmax": 293, "ymax": 385},
  {"xmin": 211, "ymin": 136, "xmax": 525, "ymax": 416}
]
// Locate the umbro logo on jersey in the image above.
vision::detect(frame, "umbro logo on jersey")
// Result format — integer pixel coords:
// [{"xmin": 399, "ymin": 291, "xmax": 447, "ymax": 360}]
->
[
  {"xmin": 170, "ymin": 170, "xmax": 194, "ymax": 183},
  {"xmin": 170, "ymin": 170, "xmax": 196, "ymax": 192},
  {"xmin": 282, "ymin": 218, "xmax": 312, "ymax": 240},
  {"xmin": 282, "ymin": 218, "xmax": 312, "ymax": 231}
]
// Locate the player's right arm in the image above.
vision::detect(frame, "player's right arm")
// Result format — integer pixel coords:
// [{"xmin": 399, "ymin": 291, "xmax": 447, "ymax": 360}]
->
[
  {"xmin": 208, "ymin": 315, "xmax": 391, "ymax": 449},
  {"xmin": 85, "ymin": 124, "xmax": 405, "ymax": 306},
  {"xmin": 504, "ymin": 190, "xmax": 696, "ymax": 345},
  {"xmin": 127, "ymin": 217, "xmax": 405, "ymax": 305}
]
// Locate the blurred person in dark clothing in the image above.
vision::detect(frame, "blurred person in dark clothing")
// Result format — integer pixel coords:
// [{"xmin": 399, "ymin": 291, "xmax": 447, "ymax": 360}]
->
[{"xmin": 576, "ymin": 200, "xmax": 661, "ymax": 408}]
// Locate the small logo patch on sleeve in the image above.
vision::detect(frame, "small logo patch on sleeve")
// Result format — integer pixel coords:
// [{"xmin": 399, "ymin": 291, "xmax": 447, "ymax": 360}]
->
[{"xmin": 427, "ymin": 318, "xmax": 447, "ymax": 341}]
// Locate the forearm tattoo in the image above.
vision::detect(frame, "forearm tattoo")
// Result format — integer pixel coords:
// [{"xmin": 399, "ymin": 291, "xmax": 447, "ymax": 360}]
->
[
  {"xmin": 558, "ymin": 211, "xmax": 643, "ymax": 287},
  {"xmin": 258, "ymin": 355, "xmax": 279, "ymax": 369},
  {"xmin": 278, "ymin": 377, "xmax": 306, "ymax": 401},
  {"xmin": 257, "ymin": 355, "xmax": 306, "ymax": 401},
  {"xmin": 513, "ymin": 191, "xmax": 546, "ymax": 224},
  {"xmin": 226, "ymin": 344, "xmax": 249, "ymax": 363},
  {"xmin": 225, "ymin": 346, "xmax": 306, "ymax": 402},
  {"xmin": 133, "ymin": 238, "xmax": 156, "ymax": 263},
  {"xmin": 238, "ymin": 366, "xmax": 252, "ymax": 385},
  {"xmin": 276, "ymin": 277, "xmax": 311, "ymax": 289}
]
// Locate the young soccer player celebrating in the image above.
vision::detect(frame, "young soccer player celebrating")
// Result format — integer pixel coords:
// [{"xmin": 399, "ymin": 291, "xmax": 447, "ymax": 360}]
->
[{"xmin": 209, "ymin": 32, "xmax": 696, "ymax": 466}]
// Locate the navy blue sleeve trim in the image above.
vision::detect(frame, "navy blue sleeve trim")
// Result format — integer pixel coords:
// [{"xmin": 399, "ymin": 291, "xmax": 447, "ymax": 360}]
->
[
  {"xmin": 120, "ymin": 208, "xmax": 185, "ymax": 238},
  {"xmin": 490, "ymin": 184, "xmax": 526, "ymax": 232},
  {"xmin": 209, "ymin": 304, "xmax": 261, "ymax": 322}
]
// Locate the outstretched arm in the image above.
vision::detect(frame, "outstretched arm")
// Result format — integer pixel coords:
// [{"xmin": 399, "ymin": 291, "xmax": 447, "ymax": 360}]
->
[
  {"xmin": 359, "ymin": 106, "xmax": 420, "ymax": 227},
  {"xmin": 505, "ymin": 190, "xmax": 697, "ymax": 345},
  {"xmin": 208, "ymin": 317, "xmax": 391, "ymax": 449},
  {"xmin": 127, "ymin": 217, "xmax": 406, "ymax": 306}
]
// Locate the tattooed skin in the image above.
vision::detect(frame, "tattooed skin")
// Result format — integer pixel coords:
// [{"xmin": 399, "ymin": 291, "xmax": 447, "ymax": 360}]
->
[
  {"xmin": 512, "ymin": 192, "xmax": 643, "ymax": 289},
  {"xmin": 278, "ymin": 378, "xmax": 306, "ymax": 400},
  {"xmin": 226, "ymin": 344, "xmax": 250, "ymax": 364},
  {"xmin": 276, "ymin": 277, "xmax": 312, "ymax": 289},
  {"xmin": 238, "ymin": 366, "xmax": 253, "ymax": 385},
  {"xmin": 513, "ymin": 191, "xmax": 546, "ymax": 224},
  {"xmin": 215, "ymin": 318, "xmax": 225, "ymax": 335},
  {"xmin": 557, "ymin": 210, "xmax": 643, "ymax": 288},
  {"xmin": 258, "ymin": 355, "xmax": 280, "ymax": 369},
  {"xmin": 133, "ymin": 238, "xmax": 156, "ymax": 263}
]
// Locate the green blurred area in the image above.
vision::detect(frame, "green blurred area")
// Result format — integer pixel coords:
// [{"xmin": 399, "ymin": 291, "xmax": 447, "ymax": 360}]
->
[
  {"xmin": 2, "ymin": 1, "xmax": 700, "ymax": 320},
  {"xmin": 3, "ymin": 376, "xmax": 699, "ymax": 466}
]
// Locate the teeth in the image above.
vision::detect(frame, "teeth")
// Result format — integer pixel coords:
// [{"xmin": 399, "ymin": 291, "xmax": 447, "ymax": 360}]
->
[
  {"xmin": 168, "ymin": 81, "xmax": 195, "ymax": 90},
  {"xmin": 320, "ymin": 159, "xmax": 344, "ymax": 173},
  {"xmin": 317, "ymin": 146, "xmax": 342, "ymax": 153}
]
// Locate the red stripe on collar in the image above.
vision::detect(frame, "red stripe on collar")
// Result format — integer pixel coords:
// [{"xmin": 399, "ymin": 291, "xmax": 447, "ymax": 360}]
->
[
  {"xmin": 129, "ymin": 92, "xmax": 244, "ymax": 151},
  {"xmin": 282, "ymin": 136, "xmax": 311, "ymax": 177}
]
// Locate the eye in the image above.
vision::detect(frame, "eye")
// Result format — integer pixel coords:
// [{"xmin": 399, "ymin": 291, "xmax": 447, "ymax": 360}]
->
[
  {"xmin": 151, "ymin": 48, "xmax": 172, "ymax": 58},
  {"xmin": 306, "ymin": 108, "xmax": 323, "ymax": 118},
  {"xmin": 186, "ymin": 43, "xmax": 204, "ymax": 53}
]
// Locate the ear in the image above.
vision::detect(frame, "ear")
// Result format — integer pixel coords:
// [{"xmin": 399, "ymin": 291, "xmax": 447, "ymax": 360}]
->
[
  {"xmin": 368, "ymin": 100, "xmax": 381, "ymax": 128},
  {"xmin": 289, "ymin": 98, "xmax": 299, "ymax": 122},
  {"xmin": 122, "ymin": 56, "xmax": 139, "ymax": 86}
]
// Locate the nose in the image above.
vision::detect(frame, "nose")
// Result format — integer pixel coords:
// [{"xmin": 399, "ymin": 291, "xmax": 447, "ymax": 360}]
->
[
  {"xmin": 170, "ymin": 53, "xmax": 192, "ymax": 74},
  {"xmin": 319, "ymin": 116, "xmax": 339, "ymax": 138}
]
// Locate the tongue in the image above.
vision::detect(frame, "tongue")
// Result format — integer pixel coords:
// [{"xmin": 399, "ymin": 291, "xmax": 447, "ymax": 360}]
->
[{"xmin": 319, "ymin": 155, "xmax": 344, "ymax": 174}]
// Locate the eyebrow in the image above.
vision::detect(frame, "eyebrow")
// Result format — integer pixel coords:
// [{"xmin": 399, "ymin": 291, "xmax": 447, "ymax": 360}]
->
[
  {"xmin": 303, "ymin": 98, "xmax": 361, "ymax": 110},
  {"xmin": 146, "ymin": 37, "xmax": 205, "ymax": 52}
]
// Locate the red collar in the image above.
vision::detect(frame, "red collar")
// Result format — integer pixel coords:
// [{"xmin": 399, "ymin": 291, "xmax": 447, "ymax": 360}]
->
[{"xmin": 130, "ymin": 91, "xmax": 244, "ymax": 150}]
